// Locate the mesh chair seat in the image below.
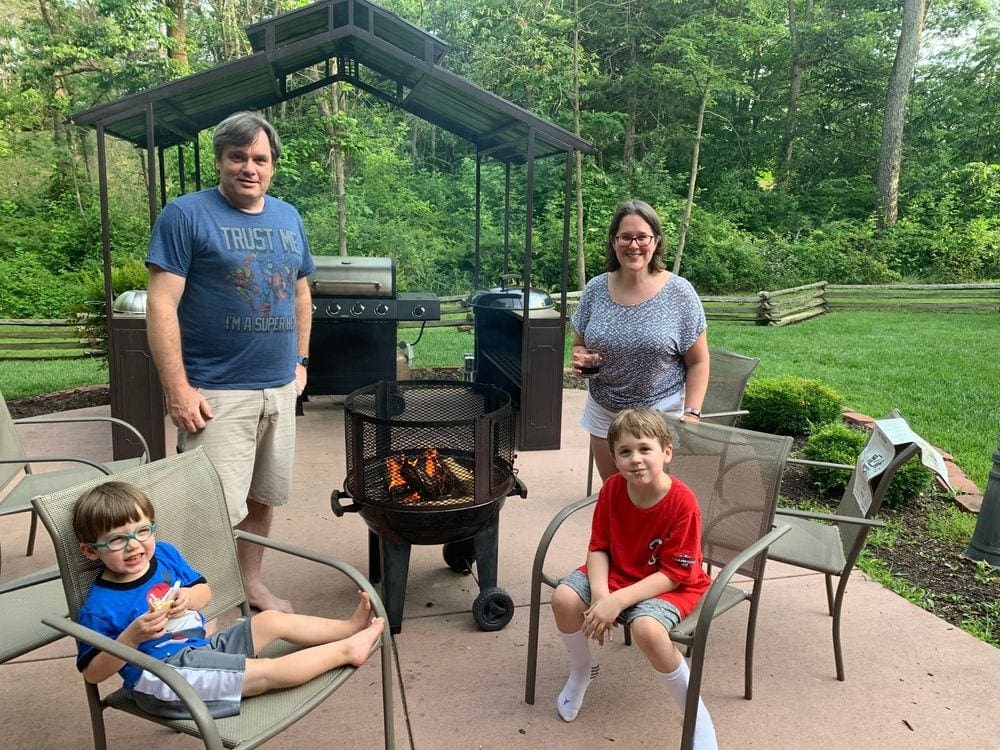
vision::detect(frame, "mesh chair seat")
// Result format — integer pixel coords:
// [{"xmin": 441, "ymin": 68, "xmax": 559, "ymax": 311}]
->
[
  {"xmin": 0, "ymin": 458, "xmax": 144, "ymax": 516},
  {"xmin": 768, "ymin": 517, "xmax": 847, "ymax": 575},
  {"xmin": 670, "ymin": 583, "xmax": 751, "ymax": 640},
  {"xmin": 0, "ymin": 571, "xmax": 67, "ymax": 663}
]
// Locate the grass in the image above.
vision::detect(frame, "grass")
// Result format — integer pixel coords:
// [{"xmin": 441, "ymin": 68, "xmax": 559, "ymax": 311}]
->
[
  {"xmin": 0, "ymin": 358, "xmax": 109, "ymax": 400},
  {"xmin": 4, "ymin": 309, "xmax": 997, "ymax": 487}
]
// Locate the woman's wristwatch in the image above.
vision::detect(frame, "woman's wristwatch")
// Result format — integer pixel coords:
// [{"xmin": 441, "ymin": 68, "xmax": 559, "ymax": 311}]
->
[{"xmin": 683, "ymin": 407, "xmax": 702, "ymax": 418}]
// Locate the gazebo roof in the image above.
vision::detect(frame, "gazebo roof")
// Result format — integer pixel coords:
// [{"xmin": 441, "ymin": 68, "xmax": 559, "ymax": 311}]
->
[{"xmin": 69, "ymin": 0, "xmax": 593, "ymax": 163}]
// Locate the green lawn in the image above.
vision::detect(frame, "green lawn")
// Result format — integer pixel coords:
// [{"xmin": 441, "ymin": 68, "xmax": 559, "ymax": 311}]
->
[{"xmin": 4, "ymin": 310, "xmax": 997, "ymax": 487}]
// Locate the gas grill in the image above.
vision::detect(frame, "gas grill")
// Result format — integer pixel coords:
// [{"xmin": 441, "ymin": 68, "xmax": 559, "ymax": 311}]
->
[{"xmin": 304, "ymin": 256, "xmax": 440, "ymax": 396}]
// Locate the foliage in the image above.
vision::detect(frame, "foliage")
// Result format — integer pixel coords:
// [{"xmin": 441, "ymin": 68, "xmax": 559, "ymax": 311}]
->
[
  {"xmin": 740, "ymin": 376, "xmax": 844, "ymax": 436},
  {"xmin": 802, "ymin": 420, "xmax": 935, "ymax": 508}
]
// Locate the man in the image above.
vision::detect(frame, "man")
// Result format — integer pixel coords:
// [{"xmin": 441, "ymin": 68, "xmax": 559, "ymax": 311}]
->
[{"xmin": 146, "ymin": 111, "xmax": 314, "ymax": 613}]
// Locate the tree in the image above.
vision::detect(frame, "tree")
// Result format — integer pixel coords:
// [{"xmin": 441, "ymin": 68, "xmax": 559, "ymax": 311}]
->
[{"xmin": 876, "ymin": 0, "xmax": 927, "ymax": 228}]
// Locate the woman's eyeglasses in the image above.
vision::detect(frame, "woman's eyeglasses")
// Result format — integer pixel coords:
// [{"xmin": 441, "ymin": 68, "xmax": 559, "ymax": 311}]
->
[
  {"xmin": 88, "ymin": 522, "xmax": 157, "ymax": 551},
  {"xmin": 614, "ymin": 234, "xmax": 656, "ymax": 248}
]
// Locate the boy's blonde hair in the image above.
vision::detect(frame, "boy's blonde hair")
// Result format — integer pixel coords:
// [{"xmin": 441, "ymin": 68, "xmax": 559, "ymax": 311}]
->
[
  {"xmin": 607, "ymin": 408, "xmax": 672, "ymax": 451},
  {"xmin": 73, "ymin": 481, "xmax": 156, "ymax": 545}
]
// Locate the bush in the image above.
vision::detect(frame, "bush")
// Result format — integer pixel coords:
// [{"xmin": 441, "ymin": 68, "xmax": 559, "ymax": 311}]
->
[
  {"xmin": 740, "ymin": 376, "xmax": 844, "ymax": 436},
  {"xmin": 803, "ymin": 421, "xmax": 935, "ymax": 508}
]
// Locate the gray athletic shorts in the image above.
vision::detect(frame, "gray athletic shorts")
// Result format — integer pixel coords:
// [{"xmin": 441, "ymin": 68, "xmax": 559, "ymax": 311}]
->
[
  {"xmin": 131, "ymin": 617, "xmax": 255, "ymax": 719},
  {"xmin": 177, "ymin": 383, "xmax": 297, "ymax": 525},
  {"xmin": 560, "ymin": 569, "xmax": 682, "ymax": 632}
]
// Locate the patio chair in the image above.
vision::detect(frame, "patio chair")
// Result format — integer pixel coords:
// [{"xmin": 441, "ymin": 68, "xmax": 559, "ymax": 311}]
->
[
  {"xmin": 0, "ymin": 389, "xmax": 150, "ymax": 557},
  {"xmin": 0, "ymin": 564, "xmax": 67, "ymax": 663},
  {"xmin": 585, "ymin": 347, "xmax": 760, "ymax": 494},
  {"xmin": 527, "ymin": 419, "xmax": 792, "ymax": 750},
  {"xmin": 31, "ymin": 447, "xmax": 395, "ymax": 750},
  {"xmin": 768, "ymin": 415, "xmax": 921, "ymax": 682}
]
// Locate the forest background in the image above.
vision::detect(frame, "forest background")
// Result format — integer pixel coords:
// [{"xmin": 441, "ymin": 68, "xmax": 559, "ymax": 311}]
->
[{"xmin": 0, "ymin": 0, "xmax": 998, "ymax": 317}]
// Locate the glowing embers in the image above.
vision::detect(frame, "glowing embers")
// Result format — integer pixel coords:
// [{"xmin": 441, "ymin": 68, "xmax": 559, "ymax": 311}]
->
[{"xmin": 386, "ymin": 447, "xmax": 476, "ymax": 504}]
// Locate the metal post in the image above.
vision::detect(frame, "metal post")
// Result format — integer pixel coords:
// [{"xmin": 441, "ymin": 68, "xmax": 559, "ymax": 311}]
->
[{"xmin": 966, "ymin": 445, "xmax": 1000, "ymax": 566}]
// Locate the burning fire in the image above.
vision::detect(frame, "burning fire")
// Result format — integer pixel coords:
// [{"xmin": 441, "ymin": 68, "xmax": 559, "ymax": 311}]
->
[{"xmin": 386, "ymin": 447, "xmax": 474, "ymax": 503}]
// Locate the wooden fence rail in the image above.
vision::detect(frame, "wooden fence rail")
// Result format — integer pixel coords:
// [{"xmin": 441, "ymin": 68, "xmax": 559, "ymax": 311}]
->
[
  {"xmin": 0, "ymin": 319, "xmax": 98, "ymax": 361},
  {"xmin": 4, "ymin": 282, "xmax": 996, "ymax": 358}
]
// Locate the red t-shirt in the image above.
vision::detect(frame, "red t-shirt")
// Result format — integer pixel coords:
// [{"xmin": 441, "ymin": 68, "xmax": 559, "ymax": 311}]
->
[{"xmin": 581, "ymin": 472, "xmax": 711, "ymax": 619}]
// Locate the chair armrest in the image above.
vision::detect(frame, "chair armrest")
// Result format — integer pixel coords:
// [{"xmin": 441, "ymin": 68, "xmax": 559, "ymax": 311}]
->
[
  {"xmin": 531, "ymin": 493, "xmax": 599, "ymax": 591},
  {"xmin": 0, "ymin": 456, "xmax": 114, "ymax": 473},
  {"xmin": 0, "ymin": 566, "xmax": 60, "ymax": 594},
  {"xmin": 234, "ymin": 530, "xmax": 394, "ymax": 659},
  {"xmin": 42, "ymin": 616, "xmax": 224, "ymax": 749},
  {"xmin": 688, "ymin": 524, "xmax": 792, "ymax": 650},
  {"xmin": 701, "ymin": 409, "xmax": 748, "ymax": 422},
  {"xmin": 785, "ymin": 457, "xmax": 853, "ymax": 471},
  {"xmin": 775, "ymin": 506, "xmax": 885, "ymax": 528},
  {"xmin": 15, "ymin": 415, "xmax": 151, "ymax": 464}
]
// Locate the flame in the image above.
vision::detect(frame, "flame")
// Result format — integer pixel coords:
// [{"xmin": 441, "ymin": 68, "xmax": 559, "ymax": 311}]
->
[
  {"xmin": 386, "ymin": 455, "xmax": 420, "ymax": 502},
  {"xmin": 424, "ymin": 446, "xmax": 439, "ymax": 478}
]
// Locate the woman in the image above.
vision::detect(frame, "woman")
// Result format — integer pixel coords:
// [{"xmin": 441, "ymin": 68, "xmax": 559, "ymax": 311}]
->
[{"xmin": 571, "ymin": 199, "xmax": 710, "ymax": 482}]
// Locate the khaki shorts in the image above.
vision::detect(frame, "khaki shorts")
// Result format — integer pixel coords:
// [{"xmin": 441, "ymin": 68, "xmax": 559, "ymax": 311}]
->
[{"xmin": 177, "ymin": 383, "xmax": 297, "ymax": 525}]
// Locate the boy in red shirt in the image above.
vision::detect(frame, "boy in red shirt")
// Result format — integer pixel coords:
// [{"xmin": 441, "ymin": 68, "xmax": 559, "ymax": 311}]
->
[{"xmin": 551, "ymin": 408, "xmax": 717, "ymax": 749}]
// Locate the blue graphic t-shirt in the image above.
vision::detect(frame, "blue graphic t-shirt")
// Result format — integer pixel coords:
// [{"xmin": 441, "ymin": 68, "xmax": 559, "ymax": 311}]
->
[
  {"xmin": 75, "ymin": 541, "xmax": 210, "ymax": 691},
  {"xmin": 146, "ymin": 188, "xmax": 316, "ymax": 389}
]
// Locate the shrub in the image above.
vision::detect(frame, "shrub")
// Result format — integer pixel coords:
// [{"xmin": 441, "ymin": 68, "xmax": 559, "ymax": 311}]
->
[
  {"xmin": 740, "ymin": 376, "xmax": 844, "ymax": 436},
  {"xmin": 803, "ymin": 421, "xmax": 935, "ymax": 508}
]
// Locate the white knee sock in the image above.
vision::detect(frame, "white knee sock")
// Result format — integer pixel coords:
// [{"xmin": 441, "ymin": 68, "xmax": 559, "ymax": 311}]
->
[
  {"xmin": 655, "ymin": 659, "xmax": 718, "ymax": 750},
  {"xmin": 557, "ymin": 630, "xmax": 599, "ymax": 721}
]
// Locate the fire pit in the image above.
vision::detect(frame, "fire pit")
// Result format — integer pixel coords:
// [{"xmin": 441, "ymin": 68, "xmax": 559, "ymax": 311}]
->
[{"xmin": 331, "ymin": 380, "xmax": 526, "ymax": 633}]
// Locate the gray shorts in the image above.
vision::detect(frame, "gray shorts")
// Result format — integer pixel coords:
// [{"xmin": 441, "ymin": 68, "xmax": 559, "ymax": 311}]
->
[
  {"xmin": 177, "ymin": 383, "xmax": 297, "ymax": 525},
  {"xmin": 132, "ymin": 617, "xmax": 255, "ymax": 719},
  {"xmin": 560, "ymin": 569, "xmax": 681, "ymax": 633}
]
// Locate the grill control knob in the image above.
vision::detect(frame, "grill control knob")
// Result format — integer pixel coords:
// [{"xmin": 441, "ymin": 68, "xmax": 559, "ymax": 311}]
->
[
  {"xmin": 412, "ymin": 305, "xmax": 426, "ymax": 318},
  {"xmin": 351, "ymin": 302, "xmax": 365, "ymax": 316},
  {"xmin": 375, "ymin": 303, "xmax": 390, "ymax": 316},
  {"xmin": 325, "ymin": 302, "xmax": 342, "ymax": 316}
]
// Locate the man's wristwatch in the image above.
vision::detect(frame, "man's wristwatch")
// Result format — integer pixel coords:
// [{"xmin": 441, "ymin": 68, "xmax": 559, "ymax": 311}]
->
[
  {"xmin": 296, "ymin": 355, "xmax": 309, "ymax": 368},
  {"xmin": 683, "ymin": 407, "xmax": 702, "ymax": 418}
]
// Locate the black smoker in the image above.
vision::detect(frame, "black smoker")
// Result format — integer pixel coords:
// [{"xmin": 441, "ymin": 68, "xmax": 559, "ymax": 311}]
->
[
  {"xmin": 331, "ymin": 380, "xmax": 526, "ymax": 634},
  {"xmin": 305, "ymin": 256, "xmax": 440, "ymax": 396}
]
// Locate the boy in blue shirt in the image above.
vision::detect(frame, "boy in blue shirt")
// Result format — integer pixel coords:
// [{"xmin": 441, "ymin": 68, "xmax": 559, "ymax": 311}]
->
[{"xmin": 73, "ymin": 480, "xmax": 383, "ymax": 719}]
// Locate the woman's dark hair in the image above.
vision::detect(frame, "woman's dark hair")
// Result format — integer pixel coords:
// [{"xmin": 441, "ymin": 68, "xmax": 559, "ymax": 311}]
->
[
  {"xmin": 213, "ymin": 111, "xmax": 282, "ymax": 163},
  {"xmin": 604, "ymin": 199, "xmax": 666, "ymax": 273}
]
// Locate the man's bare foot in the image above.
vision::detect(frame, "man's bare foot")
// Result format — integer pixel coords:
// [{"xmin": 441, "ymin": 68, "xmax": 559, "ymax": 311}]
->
[
  {"xmin": 347, "ymin": 591, "xmax": 373, "ymax": 634},
  {"xmin": 246, "ymin": 583, "xmax": 293, "ymax": 614},
  {"xmin": 344, "ymin": 617, "xmax": 385, "ymax": 667}
]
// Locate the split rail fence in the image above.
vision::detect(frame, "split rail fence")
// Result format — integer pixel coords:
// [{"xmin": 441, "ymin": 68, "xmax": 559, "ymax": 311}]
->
[{"xmin": 4, "ymin": 283, "xmax": 997, "ymax": 360}]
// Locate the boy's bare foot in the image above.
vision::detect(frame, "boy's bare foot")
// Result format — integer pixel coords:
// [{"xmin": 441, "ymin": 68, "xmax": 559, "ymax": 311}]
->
[
  {"xmin": 347, "ymin": 591, "xmax": 373, "ymax": 634},
  {"xmin": 246, "ymin": 583, "xmax": 293, "ymax": 614},
  {"xmin": 345, "ymin": 617, "xmax": 385, "ymax": 667}
]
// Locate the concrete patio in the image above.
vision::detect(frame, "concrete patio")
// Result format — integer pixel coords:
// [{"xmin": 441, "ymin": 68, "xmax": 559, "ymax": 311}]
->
[{"xmin": 2, "ymin": 387, "xmax": 997, "ymax": 749}]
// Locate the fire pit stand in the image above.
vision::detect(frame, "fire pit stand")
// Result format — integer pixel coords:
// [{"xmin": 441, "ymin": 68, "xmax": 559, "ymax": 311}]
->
[{"xmin": 331, "ymin": 380, "xmax": 526, "ymax": 634}]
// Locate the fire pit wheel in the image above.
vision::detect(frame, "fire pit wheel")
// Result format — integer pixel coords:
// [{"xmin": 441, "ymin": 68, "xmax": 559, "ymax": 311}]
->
[
  {"xmin": 443, "ymin": 539, "xmax": 475, "ymax": 574},
  {"xmin": 473, "ymin": 586, "xmax": 515, "ymax": 631}
]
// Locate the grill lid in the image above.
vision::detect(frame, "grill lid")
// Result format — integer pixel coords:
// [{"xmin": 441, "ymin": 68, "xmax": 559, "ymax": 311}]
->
[{"xmin": 310, "ymin": 256, "xmax": 396, "ymax": 298}]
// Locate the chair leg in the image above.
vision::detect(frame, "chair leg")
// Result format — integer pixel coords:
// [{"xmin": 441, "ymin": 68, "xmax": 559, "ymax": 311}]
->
[
  {"xmin": 26, "ymin": 509, "xmax": 38, "ymax": 557},
  {"xmin": 524, "ymin": 575, "xmax": 544, "ymax": 704},
  {"xmin": 623, "ymin": 622, "xmax": 632, "ymax": 646},
  {"xmin": 744, "ymin": 591, "xmax": 763, "ymax": 700},
  {"xmin": 586, "ymin": 444, "xmax": 595, "ymax": 496},
  {"xmin": 824, "ymin": 573, "xmax": 835, "ymax": 616},
  {"xmin": 86, "ymin": 685, "xmax": 109, "ymax": 750},
  {"xmin": 832, "ymin": 576, "xmax": 851, "ymax": 682}
]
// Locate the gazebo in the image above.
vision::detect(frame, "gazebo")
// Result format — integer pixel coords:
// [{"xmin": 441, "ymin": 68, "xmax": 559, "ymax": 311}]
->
[{"xmin": 69, "ymin": 0, "xmax": 593, "ymax": 458}]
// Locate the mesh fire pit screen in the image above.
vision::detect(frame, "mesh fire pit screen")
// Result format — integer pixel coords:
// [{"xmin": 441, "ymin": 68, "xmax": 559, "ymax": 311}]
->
[{"xmin": 344, "ymin": 380, "xmax": 516, "ymax": 512}]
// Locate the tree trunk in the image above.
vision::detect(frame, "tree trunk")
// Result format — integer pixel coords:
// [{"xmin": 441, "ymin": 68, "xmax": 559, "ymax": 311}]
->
[
  {"xmin": 674, "ymin": 64, "xmax": 713, "ymax": 275},
  {"xmin": 165, "ymin": 0, "xmax": 189, "ymax": 72},
  {"xmin": 572, "ymin": 0, "xmax": 586, "ymax": 290},
  {"xmin": 316, "ymin": 81, "xmax": 348, "ymax": 256},
  {"xmin": 876, "ymin": 0, "xmax": 927, "ymax": 229},
  {"xmin": 780, "ymin": 0, "xmax": 812, "ymax": 187}
]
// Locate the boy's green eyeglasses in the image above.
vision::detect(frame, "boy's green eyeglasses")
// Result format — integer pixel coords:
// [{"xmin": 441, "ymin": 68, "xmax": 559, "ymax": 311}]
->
[{"xmin": 88, "ymin": 522, "xmax": 157, "ymax": 551}]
